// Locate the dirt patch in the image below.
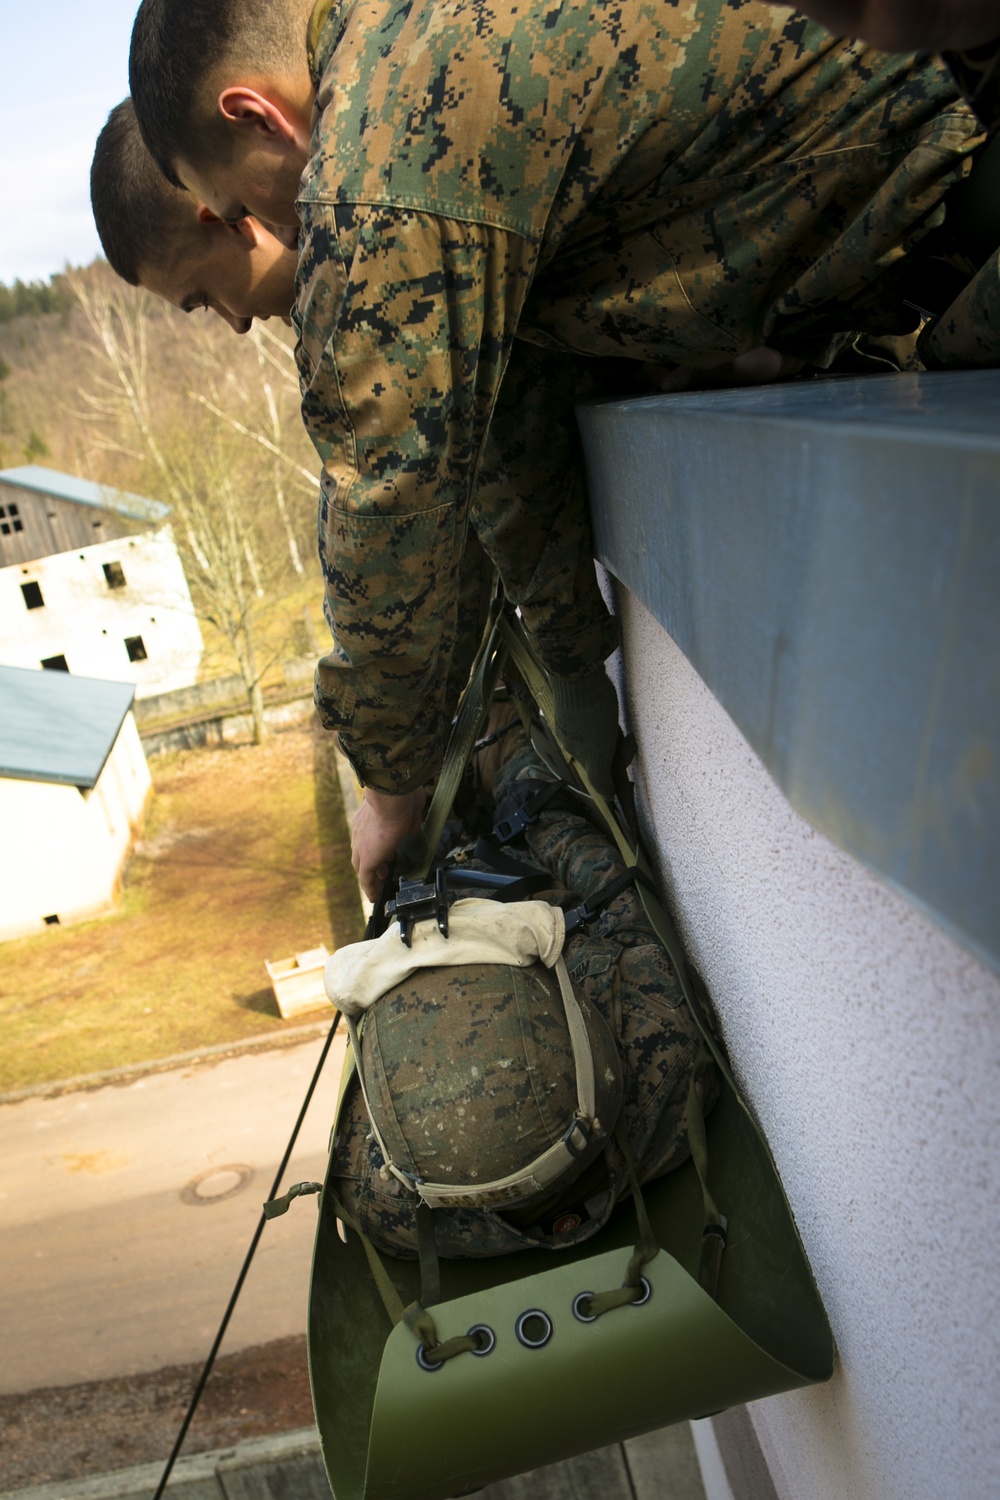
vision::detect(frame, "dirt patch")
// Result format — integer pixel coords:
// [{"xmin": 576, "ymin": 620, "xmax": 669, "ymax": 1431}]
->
[
  {"xmin": 0, "ymin": 1337, "xmax": 316, "ymax": 1493},
  {"xmin": 0, "ymin": 722, "xmax": 364, "ymax": 1094}
]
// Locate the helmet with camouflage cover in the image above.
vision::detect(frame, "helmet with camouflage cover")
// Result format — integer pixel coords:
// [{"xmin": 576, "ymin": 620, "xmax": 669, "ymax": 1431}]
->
[{"xmin": 325, "ymin": 897, "xmax": 622, "ymax": 1215}]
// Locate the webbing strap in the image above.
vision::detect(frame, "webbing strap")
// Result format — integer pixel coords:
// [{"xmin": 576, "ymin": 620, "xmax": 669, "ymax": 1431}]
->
[
  {"xmin": 563, "ymin": 864, "xmax": 647, "ymax": 934},
  {"xmin": 407, "ymin": 582, "xmax": 508, "ymax": 881},
  {"xmin": 327, "ymin": 1187, "xmax": 407, "ymax": 1328},
  {"xmin": 497, "ymin": 614, "xmax": 733, "ymax": 1301},
  {"xmin": 498, "ymin": 614, "xmax": 736, "ymax": 1093},
  {"xmin": 402, "ymin": 1301, "xmax": 484, "ymax": 1365},
  {"xmin": 263, "ymin": 1180, "xmax": 323, "ymax": 1219},
  {"xmin": 415, "ymin": 1202, "xmax": 441, "ymax": 1308},
  {"xmin": 582, "ymin": 1123, "xmax": 660, "ymax": 1319},
  {"xmin": 471, "ymin": 837, "xmax": 548, "ymax": 879}
]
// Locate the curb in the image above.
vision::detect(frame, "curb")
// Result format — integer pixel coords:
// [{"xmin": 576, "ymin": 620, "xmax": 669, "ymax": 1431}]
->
[
  {"xmin": 0, "ymin": 1021, "xmax": 336, "ymax": 1108},
  {"xmin": 0, "ymin": 1427, "xmax": 322, "ymax": 1500}
]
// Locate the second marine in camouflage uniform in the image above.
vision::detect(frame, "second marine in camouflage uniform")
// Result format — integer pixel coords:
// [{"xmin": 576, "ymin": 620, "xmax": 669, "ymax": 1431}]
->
[
  {"xmin": 296, "ymin": 0, "xmax": 989, "ymax": 792},
  {"xmin": 331, "ymin": 742, "xmax": 721, "ymax": 1258}
]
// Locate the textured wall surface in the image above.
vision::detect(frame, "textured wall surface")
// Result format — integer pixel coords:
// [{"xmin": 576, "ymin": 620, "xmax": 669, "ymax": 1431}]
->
[{"xmin": 615, "ymin": 591, "xmax": 1000, "ymax": 1500}]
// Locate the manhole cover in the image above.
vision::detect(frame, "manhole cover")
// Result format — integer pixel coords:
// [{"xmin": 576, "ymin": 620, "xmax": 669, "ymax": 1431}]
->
[{"xmin": 180, "ymin": 1163, "xmax": 254, "ymax": 1206}]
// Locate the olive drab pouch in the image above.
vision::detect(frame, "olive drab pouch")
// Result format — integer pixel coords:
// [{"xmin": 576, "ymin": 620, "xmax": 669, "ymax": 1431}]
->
[{"xmin": 302, "ymin": 607, "xmax": 834, "ymax": 1500}]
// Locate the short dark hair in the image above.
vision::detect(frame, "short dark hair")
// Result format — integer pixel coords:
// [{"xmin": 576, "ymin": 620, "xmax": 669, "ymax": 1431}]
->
[
  {"xmin": 91, "ymin": 99, "xmax": 197, "ymax": 285},
  {"xmin": 129, "ymin": 0, "xmax": 302, "ymax": 185}
]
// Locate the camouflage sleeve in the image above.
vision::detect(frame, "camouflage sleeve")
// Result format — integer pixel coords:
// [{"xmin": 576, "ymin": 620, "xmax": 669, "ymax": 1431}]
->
[
  {"xmin": 299, "ymin": 201, "xmax": 536, "ymax": 793},
  {"xmin": 471, "ymin": 340, "xmax": 618, "ymax": 679}
]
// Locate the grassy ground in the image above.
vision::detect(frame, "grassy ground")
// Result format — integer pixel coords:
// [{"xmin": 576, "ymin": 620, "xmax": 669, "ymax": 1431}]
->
[{"xmin": 0, "ymin": 721, "xmax": 364, "ymax": 1094}]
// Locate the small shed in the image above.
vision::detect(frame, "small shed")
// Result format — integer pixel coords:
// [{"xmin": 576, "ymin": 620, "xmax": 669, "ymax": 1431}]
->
[{"xmin": 0, "ymin": 665, "xmax": 152, "ymax": 942}]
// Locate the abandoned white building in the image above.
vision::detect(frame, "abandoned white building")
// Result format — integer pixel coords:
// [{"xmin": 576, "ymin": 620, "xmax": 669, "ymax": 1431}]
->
[
  {"xmin": 0, "ymin": 664, "xmax": 151, "ymax": 943},
  {"xmin": 0, "ymin": 464, "xmax": 203, "ymax": 695}
]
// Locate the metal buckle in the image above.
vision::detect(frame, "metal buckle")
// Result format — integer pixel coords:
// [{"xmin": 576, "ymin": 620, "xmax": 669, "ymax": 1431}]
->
[
  {"xmin": 386, "ymin": 868, "xmax": 451, "ymax": 947},
  {"xmin": 492, "ymin": 806, "xmax": 532, "ymax": 844}
]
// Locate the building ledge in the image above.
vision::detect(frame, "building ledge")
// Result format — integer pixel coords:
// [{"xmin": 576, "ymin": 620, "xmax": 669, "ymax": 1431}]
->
[{"xmin": 578, "ymin": 370, "xmax": 1000, "ymax": 976}]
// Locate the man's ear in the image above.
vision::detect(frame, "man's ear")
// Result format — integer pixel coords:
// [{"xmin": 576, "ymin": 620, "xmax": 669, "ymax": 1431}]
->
[
  {"xmin": 218, "ymin": 87, "xmax": 299, "ymax": 144},
  {"xmin": 196, "ymin": 203, "xmax": 260, "ymax": 247}
]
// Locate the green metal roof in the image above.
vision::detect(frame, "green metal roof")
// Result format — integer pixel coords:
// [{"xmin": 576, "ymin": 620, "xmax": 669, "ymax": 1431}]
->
[
  {"xmin": 0, "ymin": 665, "xmax": 137, "ymax": 789},
  {"xmin": 0, "ymin": 465, "xmax": 170, "ymax": 524}
]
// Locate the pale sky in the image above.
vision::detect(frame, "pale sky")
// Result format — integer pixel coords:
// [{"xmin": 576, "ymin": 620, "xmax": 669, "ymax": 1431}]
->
[{"xmin": 0, "ymin": 0, "xmax": 138, "ymax": 284}]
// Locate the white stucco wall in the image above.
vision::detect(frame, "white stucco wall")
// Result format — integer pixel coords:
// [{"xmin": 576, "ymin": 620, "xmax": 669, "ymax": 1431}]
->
[
  {"xmin": 614, "ymin": 590, "xmax": 1000, "ymax": 1500},
  {"xmin": 0, "ymin": 712, "xmax": 152, "ymax": 942},
  {"xmin": 0, "ymin": 526, "xmax": 202, "ymax": 695}
]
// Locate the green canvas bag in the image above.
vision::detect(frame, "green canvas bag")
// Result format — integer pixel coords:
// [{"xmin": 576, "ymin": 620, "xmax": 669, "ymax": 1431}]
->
[{"xmin": 304, "ymin": 608, "xmax": 835, "ymax": 1500}]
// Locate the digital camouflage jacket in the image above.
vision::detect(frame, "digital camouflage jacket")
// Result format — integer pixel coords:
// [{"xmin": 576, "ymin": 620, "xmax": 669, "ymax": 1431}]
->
[{"xmin": 295, "ymin": 0, "xmax": 987, "ymax": 791}]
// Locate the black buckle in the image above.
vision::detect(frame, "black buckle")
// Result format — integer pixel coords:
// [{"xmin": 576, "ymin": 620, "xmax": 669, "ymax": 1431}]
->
[
  {"xmin": 386, "ymin": 868, "xmax": 450, "ymax": 948},
  {"xmin": 563, "ymin": 865, "xmax": 646, "ymax": 934},
  {"xmin": 492, "ymin": 780, "xmax": 566, "ymax": 845},
  {"xmin": 563, "ymin": 894, "xmax": 600, "ymax": 935},
  {"xmin": 493, "ymin": 806, "xmax": 533, "ymax": 843}
]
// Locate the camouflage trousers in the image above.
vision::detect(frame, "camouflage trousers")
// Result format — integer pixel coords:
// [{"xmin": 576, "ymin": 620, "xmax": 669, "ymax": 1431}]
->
[{"xmin": 330, "ymin": 744, "xmax": 720, "ymax": 1259}]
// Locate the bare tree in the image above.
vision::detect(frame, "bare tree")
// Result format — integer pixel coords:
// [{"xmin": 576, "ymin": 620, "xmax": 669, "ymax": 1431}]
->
[
  {"xmin": 66, "ymin": 267, "xmax": 313, "ymax": 743},
  {"xmin": 188, "ymin": 322, "xmax": 315, "ymax": 577}
]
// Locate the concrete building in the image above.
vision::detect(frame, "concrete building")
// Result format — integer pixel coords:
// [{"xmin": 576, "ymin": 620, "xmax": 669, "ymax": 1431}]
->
[
  {"xmin": 580, "ymin": 370, "xmax": 1000, "ymax": 1500},
  {"xmin": 0, "ymin": 465, "xmax": 203, "ymax": 695},
  {"xmin": 0, "ymin": 664, "xmax": 152, "ymax": 943}
]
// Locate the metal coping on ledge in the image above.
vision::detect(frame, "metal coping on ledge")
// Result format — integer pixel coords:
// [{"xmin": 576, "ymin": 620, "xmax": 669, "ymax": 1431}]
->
[{"xmin": 577, "ymin": 370, "xmax": 1000, "ymax": 976}]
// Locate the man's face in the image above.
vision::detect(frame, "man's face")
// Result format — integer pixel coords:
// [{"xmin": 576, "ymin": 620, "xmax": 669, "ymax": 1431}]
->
[
  {"xmin": 140, "ymin": 214, "xmax": 298, "ymax": 334},
  {"xmin": 176, "ymin": 135, "xmax": 305, "ymax": 248}
]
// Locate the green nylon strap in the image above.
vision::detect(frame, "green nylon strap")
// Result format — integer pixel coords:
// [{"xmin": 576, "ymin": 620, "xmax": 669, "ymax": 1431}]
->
[
  {"xmin": 584, "ymin": 1124, "xmax": 660, "ymax": 1319},
  {"xmin": 263, "ymin": 1180, "xmax": 323, "ymax": 1220},
  {"xmin": 327, "ymin": 1190, "xmax": 407, "ymax": 1329},
  {"xmin": 497, "ymin": 614, "xmax": 736, "ymax": 1095},
  {"xmin": 405, "ymin": 580, "xmax": 508, "ymax": 882},
  {"xmin": 402, "ymin": 1301, "xmax": 483, "ymax": 1364},
  {"xmin": 415, "ymin": 1203, "xmax": 442, "ymax": 1309},
  {"xmin": 685, "ymin": 1064, "xmax": 723, "ymax": 1231},
  {"xmin": 496, "ymin": 613, "xmax": 734, "ymax": 1299}
]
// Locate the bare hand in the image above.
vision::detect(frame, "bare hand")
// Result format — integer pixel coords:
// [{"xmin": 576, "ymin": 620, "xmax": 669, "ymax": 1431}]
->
[
  {"xmin": 786, "ymin": 2, "xmax": 1000, "ymax": 52},
  {"xmin": 658, "ymin": 345, "xmax": 805, "ymax": 394},
  {"xmin": 351, "ymin": 786, "xmax": 427, "ymax": 902}
]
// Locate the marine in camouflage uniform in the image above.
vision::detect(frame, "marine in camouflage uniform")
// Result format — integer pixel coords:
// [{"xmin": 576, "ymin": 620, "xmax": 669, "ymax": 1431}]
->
[
  {"xmin": 295, "ymin": 0, "xmax": 991, "ymax": 793},
  {"xmin": 330, "ymin": 741, "xmax": 721, "ymax": 1259}
]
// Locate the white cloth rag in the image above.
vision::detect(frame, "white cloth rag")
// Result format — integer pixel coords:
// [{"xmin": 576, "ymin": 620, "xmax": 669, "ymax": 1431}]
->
[{"xmin": 324, "ymin": 898, "xmax": 566, "ymax": 1017}]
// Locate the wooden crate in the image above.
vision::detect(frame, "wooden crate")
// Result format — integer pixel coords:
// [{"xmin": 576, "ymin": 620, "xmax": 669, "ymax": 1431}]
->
[{"xmin": 265, "ymin": 946, "xmax": 331, "ymax": 1020}]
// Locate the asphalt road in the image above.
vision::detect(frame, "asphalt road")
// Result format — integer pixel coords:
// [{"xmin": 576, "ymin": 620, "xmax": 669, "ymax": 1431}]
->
[{"xmin": 0, "ymin": 1030, "xmax": 347, "ymax": 1394}]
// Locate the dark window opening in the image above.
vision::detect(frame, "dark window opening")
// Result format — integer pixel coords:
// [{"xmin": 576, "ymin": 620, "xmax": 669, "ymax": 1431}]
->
[
  {"xmin": 1, "ymin": 522, "xmax": 9, "ymax": 535},
  {"xmin": 8, "ymin": 504, "xmax": 18, "ymax": 517},
  {"xmin": 21, "ymin": 581, "xmax": 44, "ymax": 609},
  {"xmin": 0, "ymin": 506, "xmax": 5, "ymax": 517},
  {"xmin": 103, "ymin": 560, "xmax": 126, "ymax": 589},
  {"xmin": 43, "ymin": 913, "xmax": 60, "ymax": 926},
  {"xmin": 125, "ymin": 635, "xmax": 148, "ymax": 663},
  {"xmin": 92, "ymin": 520, "xmax": 103, "ymax": 529},
  {"xmin": 41, "ymin": 654, "xmax": 69, "ymax": 672},
  {"xmin": 12, "ymin": 519, "xmax": 22, "ymax": 532}
]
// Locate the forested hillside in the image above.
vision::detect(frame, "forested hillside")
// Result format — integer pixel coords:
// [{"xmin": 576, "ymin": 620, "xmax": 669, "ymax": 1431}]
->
[{"xmin": 0, "ymin": 260, "xmax": 322, "ymax": 736}]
